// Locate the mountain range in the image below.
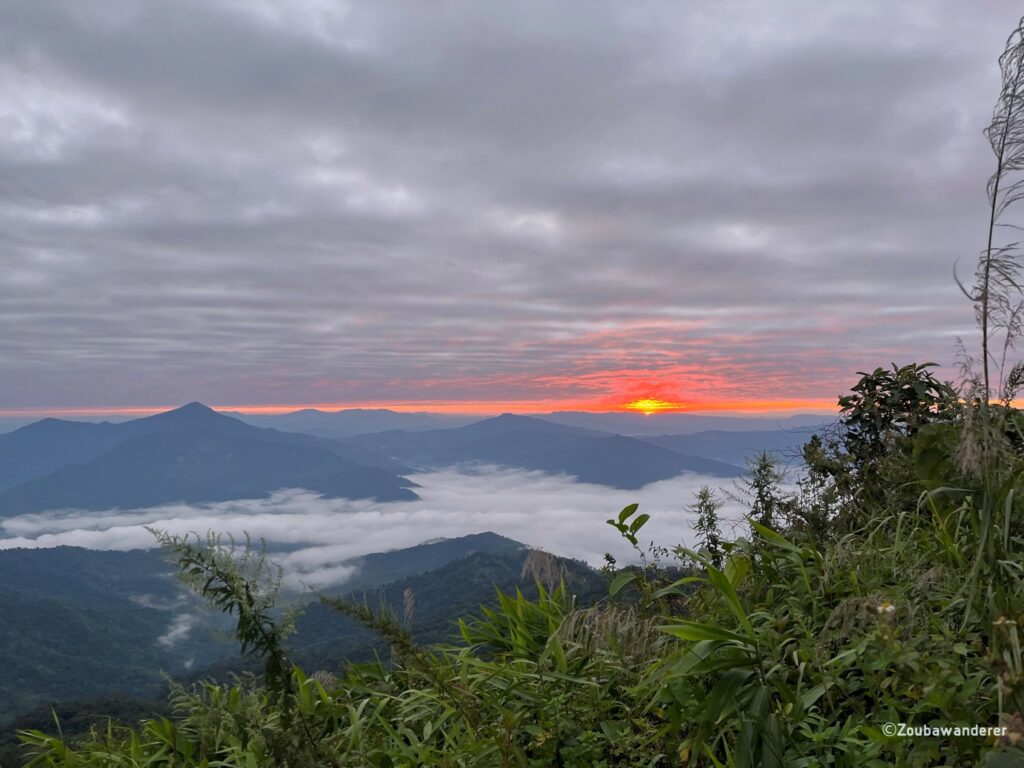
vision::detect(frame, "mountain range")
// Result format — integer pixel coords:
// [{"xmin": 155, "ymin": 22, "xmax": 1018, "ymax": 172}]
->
[
  {"xmin": 0, "ymin": 403, "xmax": 830, "ymax": 517},
  {"xmin": 0, "ymin": 403, "xmax": 419, "ymax": 516},
  {"xmin": 643, "ymin": 428, "xmax": 823, "ymax": 467},
  {"xmin": 341, "ymin": 413, "xmax": 743, "ymax": 489},
  {"xmin": 225, "ymin": 407, "xmax": 832, "ymax": 438},
  {"xmin": 226, "ymin": 408, "xmax": 477, "ymax": 439}
]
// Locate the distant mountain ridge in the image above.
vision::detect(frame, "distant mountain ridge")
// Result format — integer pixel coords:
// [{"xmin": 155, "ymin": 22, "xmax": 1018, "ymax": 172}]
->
[
  {"xmin": 342, "ymin": 413, "xmax": 744, "ymax": 489},
  {"xmin": 543, "ymin": 411, "xmax": 834, "ymax": 435},
  {"xmin": 642, "ymin": 428, "xmax": 824, "ymax": 466},
  {"xmin": 220, "ymin": 407, "xmax": 833, "ymax": 439},
  {"xmin": 227, "ymin": 408, "xmax": 477, "ymax": 438},
  {"xmin": 0, "ymin": 403, "xmax": 418, "ymax": 516},
  {"xmin": 0, "ymin": 404, "xmax": 829, "ymax": 517}
]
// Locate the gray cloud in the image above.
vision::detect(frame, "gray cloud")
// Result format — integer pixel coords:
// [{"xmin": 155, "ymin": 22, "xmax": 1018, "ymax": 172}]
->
[
  {"xmin": 0, "ymin": 0, "xmax": 1018, "ymax": 410},
  {"xmin": 0, "ymin": 468, "xmax": 750, "ymax": 589}
]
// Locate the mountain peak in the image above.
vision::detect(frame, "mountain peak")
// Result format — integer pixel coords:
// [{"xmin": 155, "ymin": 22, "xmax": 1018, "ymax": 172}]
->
[
  {"xmin": 490, "ymin": 413, "xmax": 542, "ymax": 423},
  {"xmin": 174, "ymin": 401, "xmax": 217, "ymax": 416},
  {"xmin": 473, "ymin": 413, "xmax": 550, "ymax": 429},
  {"xmin": 141, "ymin": 402, "xmax": 226, "ymax": 426}
]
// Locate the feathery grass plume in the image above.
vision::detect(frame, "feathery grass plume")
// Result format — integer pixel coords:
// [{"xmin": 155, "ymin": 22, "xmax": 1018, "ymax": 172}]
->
[
  {"xmin": 402, "ymin": 586, "xmax": 416, "ymax": 625},
  {"xmin": 520, "ymin": 549, "xmax": 563, "ymax": 592},
  {"xmin": 556, "ymin": 605, "xmax": 669, "ymax": 672},
  {"xmin": 309, "ymin": 670, "xmax": 338, "ymax": 690},
  {"xmin": 959, "ymin": 16, "xmax": 1024, "ymax": 399}
]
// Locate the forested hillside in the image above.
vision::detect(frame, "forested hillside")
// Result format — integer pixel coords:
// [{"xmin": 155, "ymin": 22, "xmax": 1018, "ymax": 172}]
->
[{"xmin": 0, "ymin": 534, "xmax": 527, "ymax": 728}]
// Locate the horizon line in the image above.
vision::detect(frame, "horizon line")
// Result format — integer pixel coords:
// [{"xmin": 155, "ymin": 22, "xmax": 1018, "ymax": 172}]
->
[{"xmin": 0, "ymin": 398, "xmax": 841, "ymax": 419}]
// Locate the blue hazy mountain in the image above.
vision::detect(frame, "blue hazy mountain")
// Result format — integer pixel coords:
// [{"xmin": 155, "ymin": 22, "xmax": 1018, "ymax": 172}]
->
[
  {"xmin": 227, "ymin": 408, "xmax": 477, "ymax": 438},
  {"xmin": 642, "ymin": 427, "xmax": 825, "ymax": 467},
  {"xmin": 343, "ymin": 413, "xmax": 743, "ymax": 488},
  {"xmin": 194, "ymin": 407, "xmax": 834, "ymax": 441},
  {"xmin": 542, "ymin": 411, "xmax": 834, "ymax": 436},
  {"xmin": 0, "ymin": 403, "xmax": 418, "ymax": 516}
]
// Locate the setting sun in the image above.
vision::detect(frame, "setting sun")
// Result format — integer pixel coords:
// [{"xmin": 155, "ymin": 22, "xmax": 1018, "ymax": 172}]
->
[{"xmin": 623, "ymin": 398, "xmax": 685, "ymax": 415}]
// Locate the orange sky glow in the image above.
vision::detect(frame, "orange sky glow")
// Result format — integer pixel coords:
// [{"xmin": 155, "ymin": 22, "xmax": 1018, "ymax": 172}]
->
[{"xmin": 0, "ymin": 397, "xmax": 840, "ymax": 419}]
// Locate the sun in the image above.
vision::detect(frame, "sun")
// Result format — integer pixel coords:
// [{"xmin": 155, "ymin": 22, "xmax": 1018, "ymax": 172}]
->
[{"xmin": 624, "ymin": 398, "xmax": 683, "ymax": 415}]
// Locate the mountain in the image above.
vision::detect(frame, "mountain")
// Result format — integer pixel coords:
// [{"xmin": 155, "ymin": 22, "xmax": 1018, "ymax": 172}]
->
[
  {"xmin": 642, "ymin": 427, "xmax": 824, "ymax": 467},
  {"xmin": 0, "ymin": 403, "xmax": 418, "ymax": 516},
  {"xmin": 273, "ymin": 549, "xmax": 607, "ymax": 675},
  {"xmin": 343, "ymin": 413, "xmax": 743, "ymax": 488},
  {"xmin": 0, "ymin": 418, "xmax": 130, "ymax": 492},
  {"xmin": 0, "ymin": 546, "xmax": 225, "ymax": 725},
  {"xmin": 226, "ymin": 408, "xmax": 477, "ymax": 438},
  {"xmin": 0, "ymin": 547, "xmax": 181, "ymax": 610},
  {"xmin": 542, "ymin": 411, "xmax": 834, "ymax": 436},
  {"xmin": 0, "ymin": 588, "xmax": 181, "ymax": 727},
  {"xmin": 0, "ymin": 533, "xmax": 526, "ymax": 725},
  {"xmin": 335, "ymin": 532, "xmax": 524, "ymax": 593}
]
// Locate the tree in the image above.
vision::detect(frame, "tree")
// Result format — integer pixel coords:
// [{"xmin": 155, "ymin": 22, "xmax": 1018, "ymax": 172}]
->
[{"xmin": 805, "ymin": 363, "xmax": 959, "ymax": 525}]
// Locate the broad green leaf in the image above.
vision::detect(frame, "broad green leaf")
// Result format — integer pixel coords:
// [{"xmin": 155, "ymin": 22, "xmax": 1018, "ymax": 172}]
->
[
  {"xmin": 749, "ymin": 521, "xmax": 800, "ymax": 552},
  {"xmin": 608, "ymin": 571, "xmax": 637, "ymax": 596},
  {"xmin": 705, "ymin": 564, "xmax": 755, "ymax": 639},
  {"xmin": 724, "ymin": 554, "xmax": 750, "ymax": 589},
  {"xmin": 660, "ymin": 621, "xmax": 750, "ymax": 643},
  {"xmin": 618, "ymin": 503, "xmax": 639, "ymax": 523},
  {"xmin": 799, "ymin": 682, "xmax": 830, "ymax": 709},
  {"xmin": 629, "ymin": 513, "xmax": 651, "ymax": 534},
  {"xmin": 652, "ymin": 575, "xmax": 704, "ymax": 599}
]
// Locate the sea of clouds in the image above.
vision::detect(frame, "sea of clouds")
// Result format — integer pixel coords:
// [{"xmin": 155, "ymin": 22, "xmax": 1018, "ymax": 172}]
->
[{"xmin": 0, "ymin": 468, "xmax": 750, "ymax": 590}]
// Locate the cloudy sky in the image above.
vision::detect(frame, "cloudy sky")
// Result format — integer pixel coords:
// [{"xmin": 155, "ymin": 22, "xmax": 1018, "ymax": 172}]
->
[{"xmin": 2, "ymin": 1, "xmax": 1019, "ymax": 415}]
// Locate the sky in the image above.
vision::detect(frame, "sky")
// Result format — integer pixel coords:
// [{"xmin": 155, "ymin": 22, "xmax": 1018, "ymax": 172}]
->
[{"xmin": 2, "ymin": 1, "xmax": 1020, "ymax": 416}]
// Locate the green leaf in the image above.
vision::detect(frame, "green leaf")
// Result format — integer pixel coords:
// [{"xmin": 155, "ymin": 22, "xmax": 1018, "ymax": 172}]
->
[
  {"xmin": 608, "ymin": 571, "xmax": 637, "ymax": 597},
  {"xmin": 705, "ymin": 564, "xmax": 756, "ymax": 639},
  {"xmin": 652, "ymin": 575, "xmax": 705, "ymax": 599},
  {"xmin": 724, "ymin": 554, "xmax": 750, "ymax": 589},
  {"xmin": 705, "ymin": 668, "xmax": 754, "ymax": 723},
  {"xmin": 618, "ymin": 503, "xmax": 639, "ymax": 523},
  {"xmin": 629, "ymin": 513, "xmax": 650, "ymax": 534},
  {"xmin": 660, "ymin": 621, "xmax": 750, "ymax": 643},
  {"xmin": 982, "ymin": 750, "xmax": 1024, "ymax": 768},
  {"xmin": 799, "ymin": 682, "xmax": 830, "ymax": 709},
  {"xmin": 749, "ymin": 521, "xmax": 800, "ymax": 552}
]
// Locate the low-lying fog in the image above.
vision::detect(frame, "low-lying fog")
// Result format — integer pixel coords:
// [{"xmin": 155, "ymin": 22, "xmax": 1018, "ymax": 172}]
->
[{"xmin": 0, "ymin": 468, "xmax": 750, "ymax": 589}]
